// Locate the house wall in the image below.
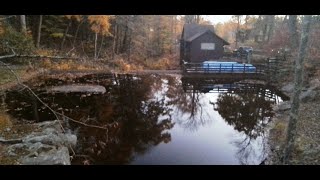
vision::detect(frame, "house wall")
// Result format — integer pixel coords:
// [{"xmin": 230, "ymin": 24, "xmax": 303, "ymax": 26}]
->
[{"xmin": 189, "ymin": 31, "xmax": 225, "ymax": 63}]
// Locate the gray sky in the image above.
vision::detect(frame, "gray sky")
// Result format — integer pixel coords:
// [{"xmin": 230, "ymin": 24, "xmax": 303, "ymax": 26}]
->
[{"xmin": 205, "ymin": 15, "xmax": 233, "ymax": 25}]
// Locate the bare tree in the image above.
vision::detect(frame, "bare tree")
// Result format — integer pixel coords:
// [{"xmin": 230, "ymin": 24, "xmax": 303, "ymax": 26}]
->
[
  {"xmin": 283, "ymin": 15, "xmax": 312, "ymax": 164},
  {"xmin": 185, "ymin": 15, "xmax": 200, "ymax": 24},
  {"xmin": 234, "ymin": 15, "xmax": 242, "ymax": 48}
]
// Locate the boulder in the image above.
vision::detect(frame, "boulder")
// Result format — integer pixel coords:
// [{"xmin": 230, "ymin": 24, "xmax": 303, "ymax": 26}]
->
[
  {"xmin": 2, "ymin": 120, "xmax": 77, "ymax": 165},
  {"xmin": 309, "ymin": 78, "xmax": 320, "ymax": 90},
  {"xmin": 275, "ymin": 101, "xmax": 291, "ymax": 112},
  {"xmin": 300, "ymin": 89, "xmax": 317, "ymax": 103},
  {"xmin": 23, "ymin": 130, "xmax": 77, "ymax": 148},
  {"xmin": 281, "ymin": 83, "xmax": 294, "ymax": 94},
  {"xmin": 20, "ymin": 145, "xmax": 71, "ymax": 165}
]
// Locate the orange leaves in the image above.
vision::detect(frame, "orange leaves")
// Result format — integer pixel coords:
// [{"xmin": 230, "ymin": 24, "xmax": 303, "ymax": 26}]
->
[{"xmin": 88, "ymin": 15, "xmax": 111, "ymax": 36}]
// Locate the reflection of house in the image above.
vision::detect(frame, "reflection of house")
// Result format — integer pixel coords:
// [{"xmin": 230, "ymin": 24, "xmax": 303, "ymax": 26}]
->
[{"xmin": 180, "ymin": 24, "xmax": 229, "ymax": 64}]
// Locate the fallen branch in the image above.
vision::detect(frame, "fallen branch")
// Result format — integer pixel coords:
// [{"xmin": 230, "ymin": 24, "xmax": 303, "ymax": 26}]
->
[
  {"xmin": 0, "ymin": 48, "xmax": 16, "ymax": 60},
  {"xmin": 0, "ymin": 138, "xmax": 23, "ymax": 145},
  {"xmin": 0, "ymin": 51, "xmax": 84, "ymax": 61},
  {"xmin": 0, "ymin": 54, "xmax": 16, "ymax": 60},
  {"xmin": 16, "ymin": 54, "xmax": 84, "ymax": 60}
]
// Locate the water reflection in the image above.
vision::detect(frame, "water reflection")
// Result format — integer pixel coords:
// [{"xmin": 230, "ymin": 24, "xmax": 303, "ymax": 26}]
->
[
  {"xmin": 165, "ymin": 76, "xmax": 211, "ymax": 132},
  {"xmin": 215, "ymin": 93, "xmax": 273, "ymax": 164},
  {"xmin": 181, "ymin": 77, "xmax": 286, "ymax": 164},
  {"xmin": 4, "ymin": 74, "xmax": 174, "ymax": 164},
  {"xmin": 3, "ymin": 74, "xmax": 288, "ymax": 165}
]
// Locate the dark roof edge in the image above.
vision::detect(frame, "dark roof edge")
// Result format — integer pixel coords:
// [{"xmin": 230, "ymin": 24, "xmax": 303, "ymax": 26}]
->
[{"xmin": 186, "ymin": 30, "xmax": 230, "ymax": 45}]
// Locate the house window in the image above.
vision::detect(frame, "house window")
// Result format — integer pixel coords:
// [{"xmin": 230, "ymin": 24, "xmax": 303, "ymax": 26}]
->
[{"xmin": 201, "ymin": 43, "xmax": 215, "ymax": 50}]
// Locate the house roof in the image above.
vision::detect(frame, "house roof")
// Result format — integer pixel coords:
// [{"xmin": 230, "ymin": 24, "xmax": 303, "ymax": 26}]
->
[
  {"xmin": 182, "ymin": 24, "xmax": 215, "ymax": 40},
  {"xmin": 182, "ymin": 23, "xmax": 229, "ymax": 45}
]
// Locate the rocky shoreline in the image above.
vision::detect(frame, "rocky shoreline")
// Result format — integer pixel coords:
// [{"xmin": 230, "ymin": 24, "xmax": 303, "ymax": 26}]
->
[
  {"xmin": 266, "ymin": 78, "xmax": 320, "ymax": 164},
  {"xmin": 0, "ymin": 120, "xmax": 76, "ymax": 165}
]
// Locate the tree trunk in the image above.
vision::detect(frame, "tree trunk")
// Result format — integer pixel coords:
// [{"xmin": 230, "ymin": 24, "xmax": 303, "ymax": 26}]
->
[
  {"xmin": 20, "ymin": 15, "xmax": 27, "ymax": 34},
  {"xmin": 267, "ymin": 15, "xmax": 275, "ymax": 42},
  {"xmin": 61, "ymin": 20, "xmax": 72, "ymax": 50},
  {"xmin": 121, "ymin": 22, "xmax": 129, "ymax": 53},
  {"xmin": 244, "ymin": 15, "xmax": 249, "ymax": 29},
  {"xmin": 235, "ymin": 16, "xmax": 240, "ymax": 48},
  {"xmin": 127, "ymin": 38, "xmax": 131, "ymax": 62},
  {"xmin": 72, "ymin": 19, "xmax": 84, "ymax": 47},
  {"xmin": 196, "ymin": 15, "xmax": 200, "ymax": 24},
  {"xmin": 94, "ymin": 32, "xmax": 98, "ymax": 59},
  {"xmin": 283, "ymin": 15, "xmax": 312, "ymax": 164},
  {"xmin": 170, "ymin": 15, "xmax": 174, "ymax": 54},
  {"xmin": 112, "ymin": 24, "xmax": 117, "ymax": 60},
  {"xmin": 289, "ymin": 15, "xmax": 299, "ymax": 50},
  {"xmin": 97, "ymin": 35, "xmax": 104, "ymax": 59},
  {"xmin": 36, "ymin": 15, "xmax": 42, "ymax": 48}
]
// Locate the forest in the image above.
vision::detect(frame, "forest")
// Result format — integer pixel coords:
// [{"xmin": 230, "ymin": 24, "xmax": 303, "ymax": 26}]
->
[{"xmin": 0, "ymin": 15, "xmax": 320, "ymax": 165}]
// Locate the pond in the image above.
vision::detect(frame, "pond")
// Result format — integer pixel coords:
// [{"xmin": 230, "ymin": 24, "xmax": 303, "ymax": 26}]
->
[{"xmin": 3, "ymin": 73, "xmax": 289, "ymax": 165}]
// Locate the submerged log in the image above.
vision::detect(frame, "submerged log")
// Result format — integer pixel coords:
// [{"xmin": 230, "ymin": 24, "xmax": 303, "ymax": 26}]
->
[{"xmin": 48, "ymin": 84, "xmax": 106, "ymax": 94}]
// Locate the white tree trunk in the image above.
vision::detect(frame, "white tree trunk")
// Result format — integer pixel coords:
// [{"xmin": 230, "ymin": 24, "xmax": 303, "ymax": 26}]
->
[{"xmin": 20, "ymin": 15, "xmax": 27, "ymax": 34}]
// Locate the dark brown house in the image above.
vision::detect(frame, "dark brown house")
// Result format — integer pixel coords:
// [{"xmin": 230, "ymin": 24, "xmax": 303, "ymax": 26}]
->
[{"xmin": 180, "ymin": 24, "xmax": 230, "ymax": 64}]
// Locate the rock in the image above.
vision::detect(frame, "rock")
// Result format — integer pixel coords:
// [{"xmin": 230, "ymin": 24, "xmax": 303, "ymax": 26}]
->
[
  {"xmin": 310, "ymin": 78, "xmax": 320, "ymax": 90},
  {"xmin": 49, "ymin": 84, "xmax": 106, "ymax": 94},
  {"xmin": 281, "ymin": 83, "xmax": 294, "ymax": 94},
  {"xmin": 36, "ymin": 120, "xmax": 62, "ymax": 132},
  {"xmin": 275, "ymin": 101, "xmax": 291, "ymax": 111},
  {"xmin": 300, "ymin": 89, "xmax": 317, "ymax": 103},
  {"xmin": 23, "ymin": 128, "xmax": 77, "ymax": 148},
  {"xmin": 2, "ymin": 120, "xmax": 77, "ymax": 165},
  {"xmin": 20, "ymin": 146, "xmax": 70, "ymax": 165}
]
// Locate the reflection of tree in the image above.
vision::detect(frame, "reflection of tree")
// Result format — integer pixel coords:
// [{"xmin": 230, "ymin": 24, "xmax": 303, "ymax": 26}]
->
[
  {"xmin": 165, "ymin": 76, "xmax": 211, "ymax": 132},
  {"xmin": 215, "ymin": 93, "xmax": 274, "ymax": 138},
  {"xmin": 5, "ymin": 74, "xmax": 174, "ymax": 165},
  {"xmin": 71, "ymin": 74, "xmax": 175, "ymax": 164},
  {"xmin": 215, "ymin": 92, "xmax": 275, "ymax": 164}
]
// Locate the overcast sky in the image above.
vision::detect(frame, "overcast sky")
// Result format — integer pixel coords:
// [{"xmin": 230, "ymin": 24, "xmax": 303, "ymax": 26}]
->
[{"xmin": 205, "ymin": 15, "xmax": 233, "ymax": 25}]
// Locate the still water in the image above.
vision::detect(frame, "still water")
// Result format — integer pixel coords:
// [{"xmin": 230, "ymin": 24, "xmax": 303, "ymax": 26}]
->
[{"xmin": 3, "ymin": 73, "xmax": 288, "ymax": 165}]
